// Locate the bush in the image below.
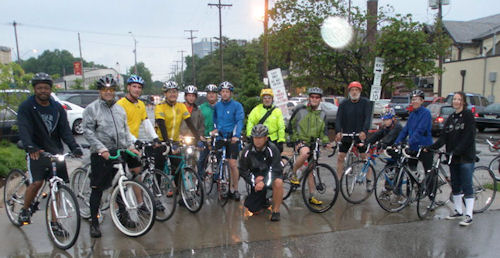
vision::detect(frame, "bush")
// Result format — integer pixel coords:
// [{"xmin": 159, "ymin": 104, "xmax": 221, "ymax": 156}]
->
[{"xmin": 0, "ymin": 141, "xmax": 26, "ymax": 177}]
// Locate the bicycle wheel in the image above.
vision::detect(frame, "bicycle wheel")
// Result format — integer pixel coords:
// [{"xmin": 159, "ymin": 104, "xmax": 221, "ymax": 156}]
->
[
  {"xmin": 109, "ymin": 180, "xmax": 156, "ymax": 237},
  {"xmin": 374, "ymin": 165, "xmax": 413, "ymax": 213},
  {"xmin": 472, "ymin": 166, "xmax": 496, "ymax": 213},
  {"xmin": 417, "ymin": 172, "xmax": 438, "ymax": 220},
  {"xmin": 217, "ymin": 161, "xmax": 230, "ymax": 207},
  {"xmin": 142, "ymin": 169, "xmax": 177, "ymax": 222},
  {"xmin": 70, "ymin": 168, "xmax": 91, "ymax": 219},
  {"xmin": 180, "ymin": 168, "xmax": 204, "ymax": 213},
  {"xmin": 45, "ymin": 184, "xmax": 81, "ymax": 250},
  {"xmin": 488, "ymin": 156, "xmax": 500, "ymax": 181},
  {"xmin": 301, "ymin": 163, "xmax": 339, "ymax": 213},
  {"xmin": 203, "ymin": 161, "xmax": 216, "ymax": 195},
  {"xmin": 281, "ymin": 156, "xmax": 297, "ymax": 200},
  {"xmin": 340, "ymin": 160, "xmax": 375, "ymax": 204},
  {"xmin": 4, "ymin": 169, "xmax": 29, "ymax": 226}
]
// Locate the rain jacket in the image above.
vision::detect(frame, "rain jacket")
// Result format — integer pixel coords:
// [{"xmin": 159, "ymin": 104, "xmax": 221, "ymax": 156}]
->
[
  {"xmin": 246, "ymin": 104, "xmax": 285, "ymax": 143},
  {"xmin": 289, "ymin": 105, "xmax": 329, "ymax": 144},
  {"xmin": 180, "ymin": 104, "xmax": 205, "ymax": 138},
  {"xmin": 83, "ymin": 98, "xmax": 134, "ymax": 153},
  {"xmin": 199, "ymin": 102, "xmax": 215, "ymax": 136},
  {"xmin": 395, "ymin": 106, "xmax": 433, "ymax": 151},
  {"xmin": 213, "ymin": 99, "xmax": 245, "ymax": 138}
]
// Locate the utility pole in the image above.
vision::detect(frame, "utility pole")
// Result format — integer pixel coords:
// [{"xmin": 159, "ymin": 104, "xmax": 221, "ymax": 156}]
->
[
  {"xmin": 178, "ymin": 50, "xmax": 186, "ymax": 86},
  {"xmin": 263, "ymin": 0, "xmax": 269, "ymax": 78},
  {"xmin": 437, "ymin": 0, "xmax": 443, "ymax": 97},
  {"xmin": 176, "ymin": 61, "xmax": 182, "ymax": 86},
  {"xmin": 208, "ymin": 0, "xmax": 232, "ymax": 82},
  {"xmin": 78, "ymin": 33, "xmax": 86, "ymax": 88},
  {"xmin": 185, "ymin": 30, "xmax": 198, "ymax": 85},
  {"xmin": 129, "ymin": 32, "xmax": 137, "ymax": 74},
  {"xmin": 13, "ymin": 21, "xmax": 21, "ymax": 64}
]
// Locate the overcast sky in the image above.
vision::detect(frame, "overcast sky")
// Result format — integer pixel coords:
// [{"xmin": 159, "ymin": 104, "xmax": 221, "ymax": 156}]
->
[{"xmin": 1, "ymin": 0, "xmax": 498, "ymax": 81}]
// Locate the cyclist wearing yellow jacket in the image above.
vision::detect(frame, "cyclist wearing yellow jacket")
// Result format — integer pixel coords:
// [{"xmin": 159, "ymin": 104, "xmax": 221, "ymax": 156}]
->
[{"xmin": 246, "ymin": 88, "xmax": 286, "ymax": 152}]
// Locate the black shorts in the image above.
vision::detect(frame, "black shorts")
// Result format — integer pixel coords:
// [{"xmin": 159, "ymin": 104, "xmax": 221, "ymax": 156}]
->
[
  {"xmin": 28, "ymin": 155, "xmax": 69, "ymax": 183},
  {"xmin": 90, "ymin": 150, "xmax": 142, "ymax": 190},
  {"xmin": 216, "ymin": 140, "xmax": 240, "ymax": 160},
  {"xmin": 339, "ymin": 136, "xmax": 367, "ymax": 153}
]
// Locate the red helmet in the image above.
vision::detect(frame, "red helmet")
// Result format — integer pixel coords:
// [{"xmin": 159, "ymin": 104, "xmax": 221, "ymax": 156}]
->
[{"xmin": 348, "ymin": 81, "xmax": 362, "ymax": 90}]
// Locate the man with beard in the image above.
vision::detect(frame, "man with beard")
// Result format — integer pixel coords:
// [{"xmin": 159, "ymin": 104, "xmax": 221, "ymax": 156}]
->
[
  {"xmin": 17, "ymin": 73, "xmax": 83, "ymax": 235},
  {"xmin": 335, "ymin": 81, "xmax": 372, "ymax": 179}
]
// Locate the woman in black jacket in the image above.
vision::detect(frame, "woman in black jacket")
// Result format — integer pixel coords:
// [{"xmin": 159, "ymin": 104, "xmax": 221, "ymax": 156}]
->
[{"xmin": 429, "ymin": 92, "xmax": 476, "ymax": 226}]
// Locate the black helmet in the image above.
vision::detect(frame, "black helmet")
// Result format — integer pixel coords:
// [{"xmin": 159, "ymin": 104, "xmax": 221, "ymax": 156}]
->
[
  {"xmin": 410, "ymin": 89, "xmax": 425, "ymax": 99},
  {"xmin": 31, "ymin": 73, "xmax": 53, "ymax": 87},
  {"xmin": 96, "ymin": 75, "xmax": 118, "ymax": 90},
  {"xmin": 205, "ymin": 84, "xmax": 218, "ymax": 92},
  {"xmin": 251, "ymin": 124, "xmax": 269, "ymax": 137}
]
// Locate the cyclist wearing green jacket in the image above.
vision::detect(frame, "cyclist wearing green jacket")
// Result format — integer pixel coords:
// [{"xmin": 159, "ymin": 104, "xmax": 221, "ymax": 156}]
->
[
  {"xmin": 197, "ymin": 84, "xmax": 218, "ymax": 176},
  {"xmin": 288, "ymin": 87, "xmax": 332, "ymax": 205},
  {"xmin": 246, "ymin": 88, "xmax": 286, "ymax": 152}
]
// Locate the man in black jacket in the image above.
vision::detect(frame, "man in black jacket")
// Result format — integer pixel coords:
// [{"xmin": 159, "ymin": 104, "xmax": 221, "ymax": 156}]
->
[
  {"xmin": 17, "ymin": 73, "xmax": 82, "ymax": 229},
  {"xmin": 335, "ymin": 81, "xmax": 372, "ymax": 178}
]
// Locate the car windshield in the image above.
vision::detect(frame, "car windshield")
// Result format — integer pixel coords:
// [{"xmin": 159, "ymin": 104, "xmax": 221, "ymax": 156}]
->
[
  {"xmin": 55, "ymin": 93, "xmax": 78, "ymax": 101},
  {"xmin": 440, "ymin": 106, "xmax": 455, "ymax": 115},
  {"xmin": 391, "ymin": 97, "xmax": 408, "ymax": 103},
  {"xmin": 485, "ymin": 103, "xmax": 500, "ymax": 113}
]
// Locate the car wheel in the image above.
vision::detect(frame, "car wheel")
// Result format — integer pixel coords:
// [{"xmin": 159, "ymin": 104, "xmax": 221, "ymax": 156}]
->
[{"xmin": 73, "ymin": 119, "xmax": 83, "ymax": 135}]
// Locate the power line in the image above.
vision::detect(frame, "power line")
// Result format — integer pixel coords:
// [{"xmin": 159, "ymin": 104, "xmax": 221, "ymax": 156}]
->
[
  {"xmin": 185, "ymin": 30, "xmax": 198, "ymax": 86},
  {"xmin": 208, "ymin": 0, "xmax": 232, "ymax": 81}
]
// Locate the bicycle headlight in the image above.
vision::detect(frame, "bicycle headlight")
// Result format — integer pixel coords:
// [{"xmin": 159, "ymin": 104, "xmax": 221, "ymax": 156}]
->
[
  {"xmin": 186, "ymin": 146, "xmax": 194, "ymax": 154},
  {"xmin": 184, "ymin": 136, "xmax": 194, "ymax": 145},
  {"xmin": 56, "ymin": 155, "xmax": 65, "ymax": 162}
]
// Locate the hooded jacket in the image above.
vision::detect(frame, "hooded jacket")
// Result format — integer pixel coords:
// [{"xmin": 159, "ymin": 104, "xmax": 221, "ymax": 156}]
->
[
  {"xmin": 180, "ymin": 103, "xmax": 205, "ymax": 138},
  {"xmin": 213, "ymin": 99, "xmax": 245, "ymax": 138},
  {"xmin": 290, "ymin": 104, "xmax": 329, "ymax": 144},
  {"xmin": 395, "ymin": 106, "xmax": 433, "ymax": 151}
]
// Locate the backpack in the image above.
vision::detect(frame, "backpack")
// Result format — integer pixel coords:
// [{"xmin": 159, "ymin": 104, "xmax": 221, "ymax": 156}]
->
[{"xmin": 285, "ymin": 105, "xmax": 306, "ymax": 134}]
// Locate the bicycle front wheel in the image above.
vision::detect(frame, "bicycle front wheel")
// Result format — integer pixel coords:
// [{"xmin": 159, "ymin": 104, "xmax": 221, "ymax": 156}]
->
[
  {"xmin": 70, "ymin": 168, "xmax": 91, "ymax": 219},
  {"xmin": 45, "ymin": 184, "xmax": 81, "ymax": 250},
  {"xmin": 417, "ymin": 172, "xmax": 438, "ymax": 220},
  {"xmin": 4, "ymin": 169, "xmax": 29, "ymax": 226},
  {"xmin": 217, "ymin": 161, "xmax": 230, "ymax": 207},
  {"xmin": 488, "ymin": 156, "xmax": 500, "ymax": 181},
  {"xmin": 203, "ymin": 161, "xmax": 216, "ymax": 195},
  {"xmin": 340, "ymin": 161, "xmax": 375, "ymax": 204},
  {"xmin": 109, "ymin": 180, "xmax": 156, "ymax": 237},
  {"xmin": 180, "ymin": 168, "xmax": 204, "ymax": 213},
  {"xmin": 142, "ymin": 169, "xmax": 177, "ymax": 222},
  {"xmin": 281, "ymin": 156, "xmax": 298, "ymax": 200},
  {"xmin": 374, "ymin": 165, "xmax": 413, "ymax": 213},
  {"xmin": 472, "ymin": 166, "xmax": 496, "ymax": 213},
  {"xmin": 301, "ymin": 163, "xmax": 339, "ymax": 213}
]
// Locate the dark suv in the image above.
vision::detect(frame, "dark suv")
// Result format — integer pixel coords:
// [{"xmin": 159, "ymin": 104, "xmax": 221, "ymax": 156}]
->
[
  {"xmin": 389, "ymin": 95, "xmax": 411, "ymax": 119},
  {"xmin": 444, "ymin": 92, "xmax": 489, "ymax": 116}
]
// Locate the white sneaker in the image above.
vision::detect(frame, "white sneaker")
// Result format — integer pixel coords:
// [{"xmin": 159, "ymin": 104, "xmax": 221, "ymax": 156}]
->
[
  {"xmin": 459, "ymin": 215, "xmax": 473, "ymax": 226},
  {"xmin": 445, "ymin": 210, "xmax": 463, "ymax": 220}
]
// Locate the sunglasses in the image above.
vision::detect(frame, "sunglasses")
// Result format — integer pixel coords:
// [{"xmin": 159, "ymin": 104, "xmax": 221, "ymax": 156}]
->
[{"xmin": 309, "ymin": 95, "xmax": 321, "ymax": 99}]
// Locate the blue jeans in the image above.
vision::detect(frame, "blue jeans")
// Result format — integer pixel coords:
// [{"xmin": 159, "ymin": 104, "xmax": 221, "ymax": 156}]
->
[{"xmin": 449, "ymin": 163, "xmax": 474, "ymax": 198}]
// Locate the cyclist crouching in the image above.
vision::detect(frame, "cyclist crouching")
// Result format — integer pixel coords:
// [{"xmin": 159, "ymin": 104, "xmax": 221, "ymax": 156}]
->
[
  {"xmin": 240, "ymin": 125, "xmax": 284, "ymax": 221},
  {"xmin": 83, "ymin": 76, "xmax": 142, "ymax": 238}
]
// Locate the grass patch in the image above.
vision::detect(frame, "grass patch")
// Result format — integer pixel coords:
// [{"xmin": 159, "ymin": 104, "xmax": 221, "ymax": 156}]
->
[
  {"xmin": 0, "ymin": 140, "xmax": 26, "ymax": 177},
  {"xmin": 484, "ymin": 183, "xmax": 499, "ymax": 192}
]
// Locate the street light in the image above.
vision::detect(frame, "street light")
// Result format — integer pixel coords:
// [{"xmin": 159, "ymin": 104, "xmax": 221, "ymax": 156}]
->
[
  {"xmin": 14, "ymin": 48, "xmax": 38, "ymax": 61},
  {"xmin": 128, "ymin": 31, "xmax": 137, "ymax": 74}
]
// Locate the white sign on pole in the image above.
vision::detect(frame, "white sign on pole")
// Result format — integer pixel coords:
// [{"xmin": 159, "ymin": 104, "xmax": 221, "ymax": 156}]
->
[
  {"xmin": 370, "ymin": 85, "xmax": 382, "ymax": 101},
  {"xmin": 373, "ymin": 57, "xmax": 385, "ymax": 74},
  {"xmin": 267, "ymin": 68, "xmax": 289, "ymax": 118},
  {"xmin": 370, "ymin": 57, "xmax": 385, "ymax": 101}
]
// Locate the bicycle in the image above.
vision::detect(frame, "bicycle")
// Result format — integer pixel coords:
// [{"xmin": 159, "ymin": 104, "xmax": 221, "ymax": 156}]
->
[
  {"xmin": 282, "ymin": 138, "xmax": 338, "ymax": 213},
  {"xmin": 4, "ymin": 151, "xmax": 81, "ymax": 249},
  {"xmin": 106, "ymin": 149, "xmax": 156, "ymax": 237},
  {"xmin": 340, "ymin": 133, "xmax": 363, "ymax": 170},
  {"xmin": 208, "ymin": 133, "xmax": 232, "ymax": 207}
]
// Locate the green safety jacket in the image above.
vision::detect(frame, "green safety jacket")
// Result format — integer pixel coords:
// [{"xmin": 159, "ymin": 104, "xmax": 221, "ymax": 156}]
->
[{"xmin": 246, "ymin": 104, "xmax": 286, "ymax": 143}]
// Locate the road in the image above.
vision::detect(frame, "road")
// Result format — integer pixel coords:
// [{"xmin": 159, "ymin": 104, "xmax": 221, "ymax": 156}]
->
[{"xmin": 1, "ymin": 125, "xmax": 499, "ymax": 257}]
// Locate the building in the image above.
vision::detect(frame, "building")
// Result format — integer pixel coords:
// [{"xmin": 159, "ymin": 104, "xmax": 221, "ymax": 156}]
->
[
  {"xmin": 55, "ymin": 68, "xmax": 123, "ymax": 90},
  {"xmin": 435, "ymin": 13, "xmax": 500, "ymax": 102},
  {"xmin": 0, "ymin": 46, "xmax": 12, "ymax": 64},
  {"xmin": 193, "ymin": 38, "xmax": 218, "ymax": 58}
]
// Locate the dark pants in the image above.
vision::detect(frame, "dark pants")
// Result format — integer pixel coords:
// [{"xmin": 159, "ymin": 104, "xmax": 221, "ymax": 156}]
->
[
  {"xmin": 197, "ymin": 143, "xmax": 210, "ymax": 178},
  {"xmin": 408, "ymin": 151, "xmax": 433, "ymax": 172},
  {"xmin": 449, "ymin": 163, "xmax": 474, "ymax": 198},
  {"xmin": 153, "ymin": 145, "xmax": 181, "ymax": 185}
]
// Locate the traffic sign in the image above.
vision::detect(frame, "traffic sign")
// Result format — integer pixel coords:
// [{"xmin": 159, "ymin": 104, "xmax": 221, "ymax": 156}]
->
[{"xmin": 370, "ymin": 85, "xmax": 382, "ymax": 101}]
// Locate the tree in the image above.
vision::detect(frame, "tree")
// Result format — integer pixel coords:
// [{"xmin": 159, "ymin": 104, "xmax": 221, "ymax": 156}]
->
[
  {"xmin": 71, "ymin": 78, "xmax": 84, "ymax": 90},
  {"xmin": 236, "ymin": 49, "xmax": 264, "ymax": 114}
]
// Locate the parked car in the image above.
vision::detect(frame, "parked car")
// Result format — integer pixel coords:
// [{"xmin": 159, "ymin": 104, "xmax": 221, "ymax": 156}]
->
[
  {"xmin": 373, "ymin": 99, "xmax": 391, "ymax": 117},
  {"xmin": 0, "ymin": 89, "xmax": 31, "ymax": 111},
  {"xmin": 0, "ymin": 107, "xmax": 19, "ymax": 142},
  {"xmin": 51, "ymin": 93, "xmax": 84, "ymax": 135},
  {"xmin": 423, "ymin": 96, "xmax": 445, "ymax": 107},
  {"xmin": 291, "ymin": 101, "xmax": 338, "ymax": 129},
  {"xmin": 389, "ymin": 95, "xmax": 411, "ymax": 119},
  {"xmin": 427, "ymin": 103, "xmax": 454, "ymax": 136},
  {"xmin": 475, "ymin": 103, "xmax": 500, "ymax": 132},
  {"xmin": 56, "ymin": 90, "xmax": 99, "ymax": 108},
  {"xmin": 444, "ymin": 92, "xmax": 489, "ymax": 117}
]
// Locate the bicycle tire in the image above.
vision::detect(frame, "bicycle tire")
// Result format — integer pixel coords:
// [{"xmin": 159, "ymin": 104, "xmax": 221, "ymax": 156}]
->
[
  {"xmin": 180, "ymin": 168, "xmax": 204, "ymax": 213},
  {"xmin": 301, "ymin": 163, "xmax": 339, "ymax": 213},
  {"xmin": 142, "ymin": 169, "xmax": 177, "ymax": 222},
  {"xmin": 203, "ymin": 161, "xmax": 216, "ymax": 195},
  {"xmin": 488, "ymin": 156, "xmax": 500, "ymax": 181},
  {"xmin": 374, "ymin": 165, "xmax": 413, "ymax": 213},
  {"xmin": 4, "ymin": 169, "xmax": 29, "ymax": 226},
  {"xmin": 472, "ymin": 166, "xmax": 497, "ymax": 213},
  {"xmin": 109, "ymin": 180, "xmax": 156, "ymax": 237},
  {"xmin": 416, "ymin": 171, "xmax": 438, "ymax": 220},
  {"xmin": 281, "ymin": 156, "xmax": 298, "ymax": 200},
  {"xmin": 340, "ymin": 160, "xmax": 376, "ymax": 204},
  {"xmin": 70, "ymin": 168, "xmax": 91, "ymax": 219},
  {"xmin": 45, "ymin": 184, "xmax": 81, "ymax": 250},
  {"xmin": 217, "ymin": 161, "xmax": 230, "ymax": 207}
]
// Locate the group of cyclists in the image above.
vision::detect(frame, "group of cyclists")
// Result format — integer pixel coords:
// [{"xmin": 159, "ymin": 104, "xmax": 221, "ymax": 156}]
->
[{"xmin": 15, "ymin": 71, "xmax": 478, "ymax": 241}]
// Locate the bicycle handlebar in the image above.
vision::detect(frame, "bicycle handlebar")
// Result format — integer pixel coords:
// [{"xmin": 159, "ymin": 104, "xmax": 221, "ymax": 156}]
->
[{"xmin": 109, "ymin": 149, "xmax": 138, "ymax": 160}]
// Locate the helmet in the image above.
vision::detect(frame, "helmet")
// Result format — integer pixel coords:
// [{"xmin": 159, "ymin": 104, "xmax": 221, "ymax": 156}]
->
[
  {"xmin": 127, "ymin": 75, "xmax": 144, "ymax": 86},
  {"xmin": 348, "ymin": 81, "xmax": 362, "ymax": 90},
  {"xmin": 31, "ymin": 73, "xmax": 53, "ymax": 87},
  {"xmin": 260, "ymin": 88, "xmax": 274, "ymax": 97},
  {"xmin": 307, "ymin": 87, "xmax": 323, "ymax": 96},
  {"xmin": 96, "ymin": 75, "xmax": 118, "ymax": 89},
  {"xmin": 205, "ymin": 84, "xmax": 218, "ymax": 92},
  {"xmin": 410, "ymin": 89, "xmax": 425, "ymax": 99},
  {"xmin": 184, "ymin": 85, "xmax": 198, "ymax": 95},
  {"xmin": 219, "ymin": 81, "xmax": 234, "ymax": 92},
  {"xmin": 251, "ymin": 124, "xmax": 269, "ymax": 137},
  {"xmin": 162, "ymin": 81, "xmax": 178, "ymax": 92},
  {"xmin": 381, "ymin": 108, "xmax": 396, "ymax": 120}
]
